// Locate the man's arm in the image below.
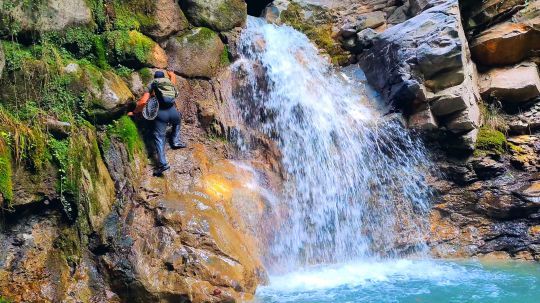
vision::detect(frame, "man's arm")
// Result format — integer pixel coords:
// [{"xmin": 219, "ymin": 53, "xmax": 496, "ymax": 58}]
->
[{"xmin": 129, "ymin": 92, "xmax": 150, "ymax": 116}]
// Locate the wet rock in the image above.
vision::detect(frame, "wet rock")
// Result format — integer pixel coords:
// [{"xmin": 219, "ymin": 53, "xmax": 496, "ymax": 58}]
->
[
  {"xmin": 470, "ymin": 22, "xmax": 540, "ymax": 66},
  {"xmin": 515, "ymin": 181, "xmax": 540, "ymax": 204},
  {"xmin": 461, "ymin": 0, "xmax": 526, "ymax": 31},
  {"xmin": 479, "ymin": 62, "xmax": 540, "ymax": 104},
  {"xmin": 141, "ymin": 0, "xmax": 189, "ymax": 41},
  {"xmin": 408, "ymin": 107, "xmax": 438, "ymax": 130},
  {"xmin": 409, "ymin": 0, "xmax": 445, "ymax": 16},
  {"xmin": 0, "ymin": 0, "xmax": 92, "ymax": 38},
  {"xmin": 387, "ymin": 6, "xmax": 408, "ymax": 24},
  {"xmin": 99, "ymin": 149, "xmax": 269, "ymax": 302},
  {"xmin": 356, "ymin": 28, "xmax": 378, "ymax": 49},
  {"xmin": 507, "ymin": 103, "xmax": 540, "ymax": 134},
  {"xmin": 430, "ymin": 88, "xmax": 470, "ymax": 116},
  {"xmin": 471, "ymin": 156, "xmax": 506, "ymax": 180},
  {"xmin": 445, "ymin": 128, "xmax": 479, "ymax": 152},
  {"xmin": 444, "ymin": 101, "xmax": 480, "ymax": 133},
  {"xmin": 180, "ymin": 0, "xmax": 247, "ymax": 32},
  {"xmin": 514, "ymin": 0, "xmax": 540, "ymax": 28},
  {"xmin": 166, "ymin": 27, "xmax": 226, "ymax": 78},
  {"xmin": 44, "ymin": 118, "xmax": 71, "ymax": 139},
  {"xmin": 508, "ymin": 135, "xmax": 540, "ymax": 171},
  {"xmin": 355, "ymin": 11, "xmax": 386, "ymax": 31}
]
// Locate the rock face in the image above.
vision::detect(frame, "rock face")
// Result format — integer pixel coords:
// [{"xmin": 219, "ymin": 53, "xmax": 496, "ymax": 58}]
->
[
  {"xmin": 359, "ymin": 1, "xmax": 480, "ymax": 150},
  {"xmin": 0, "ymin": 0, "xmax": 92, "ymax": 36},
  {"xmin": 479, "ymin": 62, "xmax": 540, "ymax": 104},
  {"xmin": 141, "ymin": 0, "xmax": 190, "ymax": 41},
  {"xmin": 166, "ymin": 28, "xmax": 226, "ymax": 78},
  {"xmin": 470, "ymin": 22, "xmax": 540, "ymax": 67},
  {"xmin": 180, "ymin": 0, "xmax": 247, "ymax": 32}
]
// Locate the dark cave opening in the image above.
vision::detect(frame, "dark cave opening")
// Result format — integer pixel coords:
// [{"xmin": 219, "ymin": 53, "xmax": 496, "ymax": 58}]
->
[{"xmin": 246, "ymin": 0, "xmax": 274, "ymax": 17}]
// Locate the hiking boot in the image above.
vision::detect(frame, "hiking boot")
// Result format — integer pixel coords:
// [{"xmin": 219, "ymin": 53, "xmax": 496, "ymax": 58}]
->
[
  {"xmin": 171, "ymin": 141, "xmax": 187, "ymax": 149},
  {"xmin": 153, "ymin": 164, "xmax": 170, "ymax": 176}
]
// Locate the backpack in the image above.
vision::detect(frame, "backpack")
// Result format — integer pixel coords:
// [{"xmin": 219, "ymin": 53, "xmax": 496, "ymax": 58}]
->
[
  {"xmin": 152, "ymin": 78, "xmax": 178, "ymax": 108},
  {"xmin": 142, "ymin": 97, "xmax": 159, "ymax": 120}
]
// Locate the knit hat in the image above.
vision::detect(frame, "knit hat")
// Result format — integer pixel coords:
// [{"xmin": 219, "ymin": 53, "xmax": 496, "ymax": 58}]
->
[{"xmin": 154, "ymin": 71, "xmax": 165, "ymax": 78}]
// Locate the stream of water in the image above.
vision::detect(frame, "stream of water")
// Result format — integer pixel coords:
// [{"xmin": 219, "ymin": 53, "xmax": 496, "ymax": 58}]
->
[{"xmin": 227, "ymin": 17, "xmax": 540, "ymax": 302}]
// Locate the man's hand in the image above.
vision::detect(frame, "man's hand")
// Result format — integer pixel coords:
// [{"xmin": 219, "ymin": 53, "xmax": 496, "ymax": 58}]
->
[{"xmin": 127, "ymin": 111, "xmax": 134, "ymax": 117}]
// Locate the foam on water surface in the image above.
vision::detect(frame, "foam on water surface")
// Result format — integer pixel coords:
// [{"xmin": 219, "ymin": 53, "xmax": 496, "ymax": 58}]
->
[{"xmin": 256, "ymin": 260, "xmax": 540, "ymax": 303}]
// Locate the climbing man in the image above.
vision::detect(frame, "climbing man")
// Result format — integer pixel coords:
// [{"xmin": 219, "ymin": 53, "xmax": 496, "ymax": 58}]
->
[{"xmin": 129, "ymin": 70, "xmax": 186, "ymax": 176}]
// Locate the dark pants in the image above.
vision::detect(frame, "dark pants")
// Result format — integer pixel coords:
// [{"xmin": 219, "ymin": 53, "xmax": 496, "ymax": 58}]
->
[{"xmin": 153, "ymin": 106, "xmax": 182, "ymax": 167}]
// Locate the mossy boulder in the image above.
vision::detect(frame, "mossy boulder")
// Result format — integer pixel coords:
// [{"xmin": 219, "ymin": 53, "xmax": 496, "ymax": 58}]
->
[
  {"xmin": 474, "ymin": 127, "xmax": 507, "ymax": 156},
  {"xmin": 104, "ymin": 30, "xmax": 168, "ymax": 69},
  {"xmin": 166, "ymin": 27, "xmax": 225, "ymax": 78},
  {"xmin": 0, "ymin": 0, "xmax": 92, "ymax": 38},
  {"xmin": 87, "ymin": 70, "xmax": 135, "ymax": 122},
  {"xmin": 141, "ymin": 0, "xmax": 190, "ymax": 40},
  {"xmin": 179, "ymin": 0, "xmax": 247, "ymax": 32}
]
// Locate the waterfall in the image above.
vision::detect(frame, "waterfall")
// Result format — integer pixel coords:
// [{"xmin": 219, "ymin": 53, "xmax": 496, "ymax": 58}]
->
[{"xmin": 227, "ymin": 17, "xmax": 433, "ymax": 272}]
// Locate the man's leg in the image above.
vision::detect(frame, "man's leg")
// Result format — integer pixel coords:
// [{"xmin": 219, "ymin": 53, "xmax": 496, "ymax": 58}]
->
[
  {"xmin": 170, "ymin": 109, "xmax": 186, "ymax": 148},
  {"xmin": 153, "ymin": 119, "xmax": 169, "ymax": 170}
]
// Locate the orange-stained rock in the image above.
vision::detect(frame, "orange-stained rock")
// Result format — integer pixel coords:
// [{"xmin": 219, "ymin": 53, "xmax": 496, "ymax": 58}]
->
[
  {"xmin": 148, "ymin": 43, "xmax": 169, "ymax": 69},
  {"xmin": 99, "ymin": 138, "xmax": 275, "ymax": 302},
  {"xmin": 470, "ymin": 22, "xmax": 540, "ymax": 66}
]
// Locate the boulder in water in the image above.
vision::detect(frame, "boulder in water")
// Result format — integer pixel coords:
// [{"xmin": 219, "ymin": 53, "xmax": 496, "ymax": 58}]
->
[
  {"xmin": 180, "ymin": 0, "xmax": 247, "ymax": 32},
  {"xmin": 166, "ymin": 27, "xmax": 226, "ymax": 78}
]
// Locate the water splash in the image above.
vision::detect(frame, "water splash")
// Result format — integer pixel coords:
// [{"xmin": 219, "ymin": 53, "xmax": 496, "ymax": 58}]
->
[{"xmin": 227, "ymin": 17, "xmax": 433, "ymax": 272}]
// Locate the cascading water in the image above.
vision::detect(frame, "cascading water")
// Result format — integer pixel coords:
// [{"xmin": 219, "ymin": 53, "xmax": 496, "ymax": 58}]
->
[
  {"xmin": 224, "ymin": 17, "xmax": 540, "ymax": 303},
  {"xmin": 227, "ymin": 17, "xmax": 432, "ymax": 272}
]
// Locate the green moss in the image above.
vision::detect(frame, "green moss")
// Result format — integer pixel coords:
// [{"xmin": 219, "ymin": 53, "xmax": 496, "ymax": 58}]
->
[
  {"xmin": 104, "ymin": 30, "xmax": 156, "ymax": 67},
  {"xmin": 0, "ymin": 296, "xmax": 13, "ymax": 303},
  {"xmin": 115, "ymin": 65, "xmax": 134, "ymax": 78},
  {"xmin": 2, "ymin": 40, "xmax": 35, "ymax": 72},
  {"xmin": 112, "ymin": 0, "xmax": 157, "ymax": 31},
  {"xmin": 93, "ymin": 35, "xmax": 108, "ymax": 68},
  {"xmin": 85, "ymin": 0, "xmax": 107, "ymax": 30},
  {"xmin": 281, "ymin": 2, "xmax": 348, "ymax": 65},
  {"xmin": 0, "ymin": 108, "xmax": 50, "ymax": 173},
  {"xmin": 507, "ymin": 142, "xmax": 524, "ymax": 153},
  {"xmin": 183, "ymin": 27, "xmax": 217, "ymax": 46},
  {"xmin": 220, "ymin": 45, "xmax": 231, "ymax": 66},
  {"xmin": 474, "ymin": 127, "xmax": 506, "ymax": 156},
  {"xmin": 107, "ymin": 116, "xmax": 143, "ymax": 158},
  {"xmin": 139, "ymin": 67, "xmax": 152, "ymax": 84},
  {"xmin": 42, "ymin": 27, "xmax": 98, "ymax": 59},
  {"xmin": 0, "ymin": 139, "xmax": 13, "ymax": 205}
]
